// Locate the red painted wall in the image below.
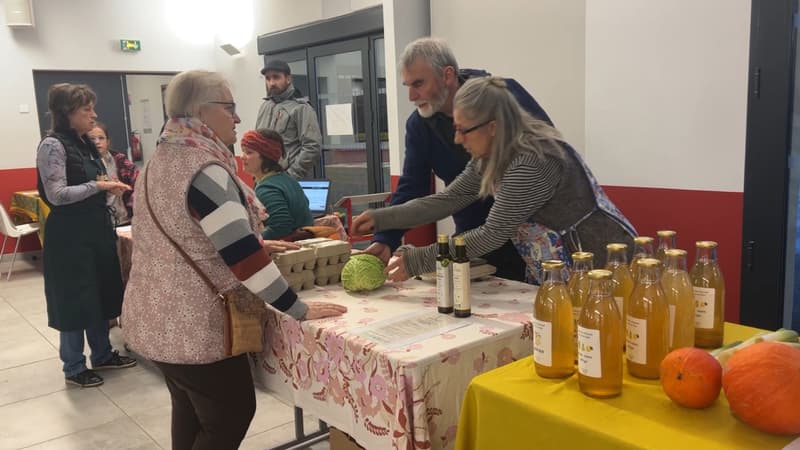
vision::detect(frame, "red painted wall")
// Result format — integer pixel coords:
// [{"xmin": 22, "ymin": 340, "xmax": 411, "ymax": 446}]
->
[
  {"xmin": 604, "ymin": 186, "xmax": 743, "ymax": 323},
  {"xmin": 0, "ymin": 168, "xmax": 41, "ymax": 253}
]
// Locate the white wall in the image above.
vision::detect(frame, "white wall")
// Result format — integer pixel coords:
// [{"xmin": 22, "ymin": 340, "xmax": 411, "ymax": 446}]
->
[
  {"xmin": 126, "ymin": 74, "xmax": 175, "ymax": 165},
  {"xmin": 585, "ymin": 0, "xmax": 751, "ymax": 192},
  {"xmin": 431, "ymin": 0, "xmax": 587, "ymax": 150},
  {"xmin": 0, "ymin": 0, "xmax": 329, "ymax": 170},
  {"xmin": 0, "ymin": 0, "xmax": 217, "ymax": 169}
]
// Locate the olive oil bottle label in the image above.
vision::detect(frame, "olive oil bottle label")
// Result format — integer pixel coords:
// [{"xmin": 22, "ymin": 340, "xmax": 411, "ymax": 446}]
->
[
  {"xmin": 436, "ymin": 261, "xmax": 453, "ymax": 309},
  {"xmin": 693, "ymin": 287, "xmax": 715, "ymax": 329},
  {"xmin": 614, "ymin": 296, "xmax": 623, "ymax": 316},
  {"xmin": 453, "ymin": 262, "xmax": 471, "ymax": 311},
  {"xmin": 533, "ymin": 319, "xmax": 552, "ymax": 367},
  {"xmin": 668, "ymin": 304, "xmax": 676, "ymax": 348},
  {"xmin": 626, "ymin": 316, "xmax": 647, "ymax": 364},
  {"xmin": 577, "ymin": 326, "xmax": 602, "ymax": 378}
]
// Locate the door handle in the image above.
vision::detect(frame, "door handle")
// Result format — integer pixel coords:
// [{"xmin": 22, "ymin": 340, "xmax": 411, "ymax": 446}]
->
[{"xmin": 744, "ymin": 240, "xmax": 755, "ymax": 271}]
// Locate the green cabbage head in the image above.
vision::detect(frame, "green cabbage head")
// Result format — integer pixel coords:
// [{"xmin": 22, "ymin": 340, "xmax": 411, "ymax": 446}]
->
[{"xmin": 341, "ymin": 254, "xmax": 386, "ymax": 292}]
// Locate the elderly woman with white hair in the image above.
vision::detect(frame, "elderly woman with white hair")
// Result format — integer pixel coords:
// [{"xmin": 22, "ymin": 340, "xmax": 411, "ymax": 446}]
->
[
  {"xmin": 352, "ymin": 76, "xmax": 636, "ymax": 285},
  {"xmin": 121, "ymin": 70, "xmax": 346, "ymax": 449}
]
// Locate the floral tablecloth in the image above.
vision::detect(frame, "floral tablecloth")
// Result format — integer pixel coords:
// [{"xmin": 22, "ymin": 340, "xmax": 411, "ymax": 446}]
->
[{"xmin": 252, "ymin": 277, "xmax": 537, "ymax": 450}]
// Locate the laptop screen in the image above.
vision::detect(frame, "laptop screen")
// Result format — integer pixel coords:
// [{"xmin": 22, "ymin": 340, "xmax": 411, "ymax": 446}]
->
[{"xmin": 298, "ymin": 179, "xmax": 331, "ymax": 215}]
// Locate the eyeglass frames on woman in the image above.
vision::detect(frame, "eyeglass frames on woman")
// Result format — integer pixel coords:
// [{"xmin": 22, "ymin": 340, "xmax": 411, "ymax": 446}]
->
[
  {"xmin": 454, "ymin": 119, "xmax": 493, "ymax": 136},
  {"xmin": 206, "ymin": 101, "xmax": 237, "ymax": 116}
]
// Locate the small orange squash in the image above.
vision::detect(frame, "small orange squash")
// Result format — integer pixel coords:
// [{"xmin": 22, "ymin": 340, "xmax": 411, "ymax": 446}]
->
[
  {"xmin": 722, "ymin": 341, "xmax": 800, "ymax": 435},
  {"xmin": 660, "ymin": 347, "xmax": 722, "ymax": 408}
]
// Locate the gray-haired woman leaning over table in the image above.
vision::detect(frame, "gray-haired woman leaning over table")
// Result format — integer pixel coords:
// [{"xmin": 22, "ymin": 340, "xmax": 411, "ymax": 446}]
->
[
  {"xmin": 352, "ymin": 76, "xmax": 636, "ymax": 285},
  {"xmin": 121, "ymin": 70, "xmax": 346, "ymax": 450}
]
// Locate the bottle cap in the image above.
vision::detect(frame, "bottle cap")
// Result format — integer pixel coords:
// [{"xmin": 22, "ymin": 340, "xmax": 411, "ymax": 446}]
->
[
  {"xmin": 657, "ymin": 230, "xmax": 677, "ymax": 237},
  {"xmin": 637, "ymin": 258, "xmax": 661, "ymax": 267},
  {"xmin": 696, "ymin": 241, "xmax": 718, "ymax": 249},
  {"xmin": 437, "ymin": 234, "xmax": 449, "ymax": 244},
  {"xmin": 633, "ymin": 236, "xmax": 654, "ymax": 244},
  {"xmin": 587, "ymin": 269, "xmax": 612, "ymax": 280},
  {"xmin": 664, "ymin": 248, "xmax": 687, "ymax": 257},
  {"xmin": 571, "ymin": 251, "xmax": 594, "ymax": 261},
  {"xmin": 542, "ymin": 260, "xmax": 565, "ymax": 269},
  {"xmin": 455, "ymin": 236, "xmax": 466, "ymax": 246},
  {"xmin": 606, "ymin": 243, "xmax": 628, "ymax": 251}
]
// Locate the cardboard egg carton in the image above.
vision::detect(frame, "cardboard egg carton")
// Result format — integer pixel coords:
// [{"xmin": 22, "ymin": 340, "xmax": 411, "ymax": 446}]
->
[
  {"xmin": 314, "ymin": 262, "xmax": 346, "ymax": 286},
  {"xmin": 283, "ymin": 269, "xmax": 315, "ymax": 292},
  {"xmin": 296, "ymin": 238, "xmax": 351, "ymax": 266},
  {"xmin": 273, "ymin": 247, "xmax": 317, "ymax": 276},
  {"xmin": 295, "ymin": 238, "xmax": 351, "ymax": 285}
]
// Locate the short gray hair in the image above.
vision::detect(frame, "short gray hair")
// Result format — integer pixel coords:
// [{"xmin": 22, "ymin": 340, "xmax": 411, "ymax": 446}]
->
[
  {"xmin": 164, "ymin": 70, "xmax": 230, "ymax": 118},
  {"xmin": 399, "ymin": 37, "xmax": 459, "ymax": 75}
]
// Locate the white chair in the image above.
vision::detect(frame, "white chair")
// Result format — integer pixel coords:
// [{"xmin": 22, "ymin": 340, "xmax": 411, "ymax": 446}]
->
[{"xmin": 0, "ymin": 203, "xmax": 40, "ymax": 281}]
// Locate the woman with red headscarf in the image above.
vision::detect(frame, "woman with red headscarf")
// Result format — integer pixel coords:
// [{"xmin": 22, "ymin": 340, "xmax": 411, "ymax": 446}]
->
[{"xmin": 240, "ymin": 128, "xmax": 313, "ymax": 240}]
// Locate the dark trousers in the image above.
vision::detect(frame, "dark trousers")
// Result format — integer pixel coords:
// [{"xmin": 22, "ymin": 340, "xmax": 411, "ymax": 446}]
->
[
  {"xmin": 153, "ymin": 354, "xmax": 256, "ymax": 450},
  {"xmin": 483, "ymin": 239, "xmax": 527, "ymax": 282}
]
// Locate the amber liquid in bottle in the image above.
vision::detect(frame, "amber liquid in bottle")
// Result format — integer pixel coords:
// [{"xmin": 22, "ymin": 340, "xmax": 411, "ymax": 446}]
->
[
  {"xmin": 435, "ymin": 234, "xmax": 453, "ymax": 314},
  {"xmin": 655, "ymin": 230, "xmax": 677, "ymax": 264},
  {"xmin": 626, "ymin": 258, "xmax": 670, "ymax": 379},
  {"xmin": 690, "ymin": 241, "xmax": 725, "ymax": 348},
  {"xmin": 533, "ymin": 260, "xmax": 575, "ymax": 378},
  {"xmin": 568, "ymin": 252, "xmax": 593, "ymax": 363},
  {"xmin": 605, "ymin": 243, "xmax": 634, "ymax": 345},
  {"xmin": 661, "ymin": 249, "xmax": 695, "ymax": 350},
  {"xmin": 629, "ymin": 236, "xmax": 654, "ymax": 282},
  {"xmin": 577, "ymin": 269, "xmax": 623, "ymax": 398}
]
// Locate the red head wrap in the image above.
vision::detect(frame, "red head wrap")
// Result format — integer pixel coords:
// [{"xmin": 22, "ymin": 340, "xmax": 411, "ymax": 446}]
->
[{"xmin": 241, "ymin": 130, "xmax": 283, "ymax": 163}]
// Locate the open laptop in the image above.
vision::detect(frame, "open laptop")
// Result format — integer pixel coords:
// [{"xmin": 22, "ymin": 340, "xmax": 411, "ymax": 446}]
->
[{"xmin": 298, "ymin": 179, "xmax": 332, "ymax": 217}]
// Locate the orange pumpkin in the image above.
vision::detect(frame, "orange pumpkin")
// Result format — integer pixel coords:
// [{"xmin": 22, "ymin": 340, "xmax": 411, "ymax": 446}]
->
[
  {"xmin": 660, "ymin": 347, "xmax": 722, "ymax": 408},
  {"xmin": 722, "ymin": 341, "xmax": 800, "ymax": 435}
]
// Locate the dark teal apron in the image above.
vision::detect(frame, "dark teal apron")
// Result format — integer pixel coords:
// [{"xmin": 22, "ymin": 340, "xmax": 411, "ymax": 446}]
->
[{"xmin": 43, "ymin": 154, "xmax": 123, "ymax": 331}]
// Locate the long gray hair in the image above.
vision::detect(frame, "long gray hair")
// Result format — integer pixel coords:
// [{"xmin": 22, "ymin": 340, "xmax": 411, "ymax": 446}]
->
[{"xmin": 454, "ymin": 76, "xmax": 563, "ymax": 198}]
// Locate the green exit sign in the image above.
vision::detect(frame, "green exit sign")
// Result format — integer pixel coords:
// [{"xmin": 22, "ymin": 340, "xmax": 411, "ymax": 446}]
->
[{"xmin": 120, "ymin": 40, "xmax": 141, "ymax": 52}]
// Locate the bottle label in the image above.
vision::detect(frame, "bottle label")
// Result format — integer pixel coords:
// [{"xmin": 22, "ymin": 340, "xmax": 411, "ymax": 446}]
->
[
  {"xmin": 577, "ymin": 326, "xmax": 602, "ymax": 378},
  {"xmin": 668, "ymin": 304, "xmax": 676, "ymax": 348},
  {"xmin": 693, "ymin": 287, "xmax": 715, "ymax": 329},
  {"xmin": 533, "ymin": 318, "xmax": 552, "ymax": 367},
  {"xmin": 436, "ymin": 261, "xmax": 453, "ymax": 309},
  {"xmin": 614, "ymin": 296, "xmax": 624, "ymax": 316},
  {"xmin": 453, "ymin": 262, "xmax": 471, "ymax": 311},
  {"xmin": 626, "ymin": 316, "xmax": 647, "ymax": 364}
]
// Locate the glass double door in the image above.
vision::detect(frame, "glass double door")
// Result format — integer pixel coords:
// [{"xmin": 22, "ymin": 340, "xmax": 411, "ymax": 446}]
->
[{"xmin": 269, "ymin": 36, "xmax": 388, "ymax": 215}]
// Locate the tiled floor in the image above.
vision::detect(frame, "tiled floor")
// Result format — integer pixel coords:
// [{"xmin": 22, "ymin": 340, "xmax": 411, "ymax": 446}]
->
[{"xmin": 0, "ymin": 257, "xmax": 330, "ymax": 450}]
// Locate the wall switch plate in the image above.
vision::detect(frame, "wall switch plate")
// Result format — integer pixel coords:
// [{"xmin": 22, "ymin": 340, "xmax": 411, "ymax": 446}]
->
[{"xmin": 19, "ymin": 104, "xmax": 29, "ymax": 113}]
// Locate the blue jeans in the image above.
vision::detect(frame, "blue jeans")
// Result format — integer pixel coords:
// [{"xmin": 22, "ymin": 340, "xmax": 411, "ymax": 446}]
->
[{"xmin": 59, "ymin": 323, "xmax": 113, "ymax": 377}]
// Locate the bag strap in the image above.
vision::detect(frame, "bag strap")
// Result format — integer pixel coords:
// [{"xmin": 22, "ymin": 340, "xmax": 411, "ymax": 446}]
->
[{"xmin": 142, "ymin": 164, "xmax": 221, "ymax": 297}]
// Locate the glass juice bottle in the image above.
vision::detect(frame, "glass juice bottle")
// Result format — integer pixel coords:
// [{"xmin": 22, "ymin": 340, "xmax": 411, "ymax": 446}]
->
[
  {"xmin": 533, "ymin": 260, "xmax": 575, "ymax": 378},
  {"xmin": 661, "ymin": 249, "xmax": 695, "ymax": 350},
  {"xmin": 690, "ymin": 241, "xmax": 725, "ymax": 348},
  {"xmin": 605, "ymin": 243, "xmax": 634, "ymax": 341},
  {"xmin": 656, "ymin": 230, "xmax": 677, "ymax": 264},
  {"xmin": 629, "ymin": 236, "xmax": 655, "ymax": 282},
  {"xmin": 577, "ymin": 269, "xmax": 623, "ymax": 398},
  {"xmin": 626, "ymin": 258, "xmax": 670, "ymax": 379},
  {"xmin": 435, "ymin": 234, "xmax": 453, "ymax": 314},
  {"xmin": 568, "ymin": 252, "xmax": 594, "ymax": 360}
]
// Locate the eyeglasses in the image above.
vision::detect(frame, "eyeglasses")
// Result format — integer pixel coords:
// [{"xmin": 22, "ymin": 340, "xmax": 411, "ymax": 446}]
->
[
  {"xmin": 454, "ymin": 119, "xmax": 493, "ymax": 136},
  {"xmin": 206, "ymin": 101, "xmax": 237, "ymax": 116}
]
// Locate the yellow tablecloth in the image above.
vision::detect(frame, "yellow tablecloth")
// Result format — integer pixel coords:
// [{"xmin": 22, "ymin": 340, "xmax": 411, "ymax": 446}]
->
[{"xmin": 455, "ymin": 322, "xmax": 798, "ymax": 450}]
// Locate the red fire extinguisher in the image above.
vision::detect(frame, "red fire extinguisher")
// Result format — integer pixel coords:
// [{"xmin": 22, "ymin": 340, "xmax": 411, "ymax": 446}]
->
[{"xmin": 130, "ymin": 131, "xmax": 143, "ymax": 161}]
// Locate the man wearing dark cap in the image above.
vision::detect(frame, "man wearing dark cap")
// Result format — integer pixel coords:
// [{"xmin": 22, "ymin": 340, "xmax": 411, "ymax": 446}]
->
[{"xmin": 255, "ymin": 59, "xmax": 322, "ymax": 179}]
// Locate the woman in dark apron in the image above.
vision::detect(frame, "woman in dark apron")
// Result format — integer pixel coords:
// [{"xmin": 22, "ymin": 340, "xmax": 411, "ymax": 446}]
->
[{"xmin": 36, "ymin": 83, "xmax": 137, "ymax": 387}]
